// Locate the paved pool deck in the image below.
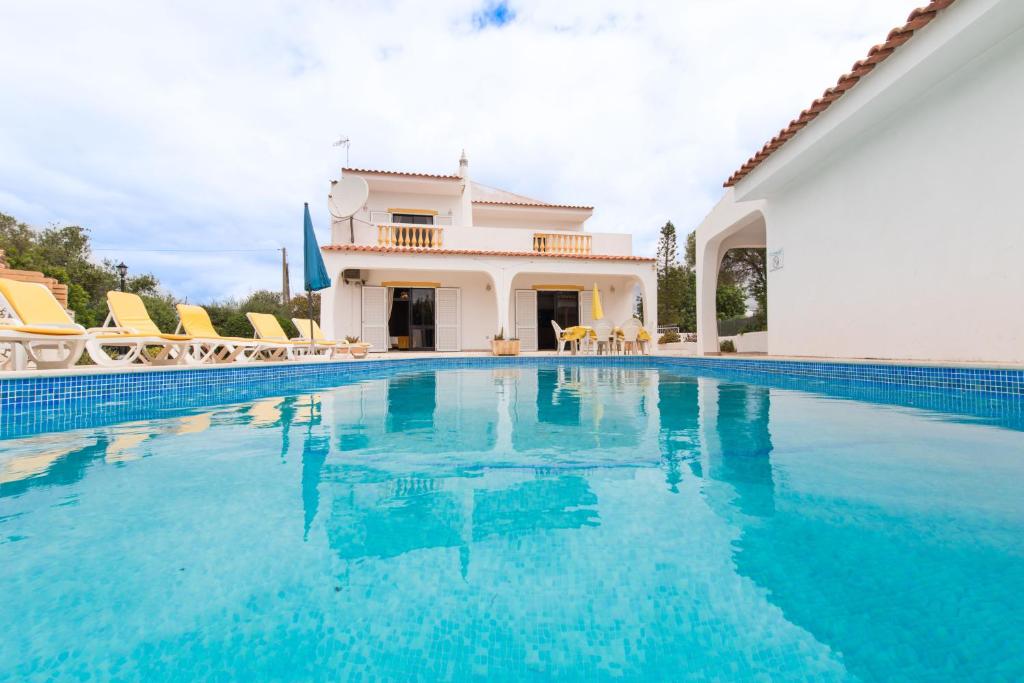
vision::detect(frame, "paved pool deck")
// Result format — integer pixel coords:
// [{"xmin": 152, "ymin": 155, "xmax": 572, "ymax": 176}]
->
[{"xmin": 2, "ymin": 349, "xmax": 1023, "ymax": 380}]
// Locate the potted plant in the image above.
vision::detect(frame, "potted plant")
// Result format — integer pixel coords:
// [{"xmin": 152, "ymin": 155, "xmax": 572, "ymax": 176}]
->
[{"xmin": 491, "ymin": 328, "xmax": 521, "ymax": 356}]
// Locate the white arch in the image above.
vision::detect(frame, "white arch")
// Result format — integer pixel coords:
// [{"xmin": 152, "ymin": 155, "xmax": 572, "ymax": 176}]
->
[{"xmin": 695, "ymin": 190, "xmax": 767, "ymax": 355}]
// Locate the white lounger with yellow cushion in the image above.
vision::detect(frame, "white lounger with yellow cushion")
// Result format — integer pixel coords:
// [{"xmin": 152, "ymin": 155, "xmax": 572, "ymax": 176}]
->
[
  {"xmin": 175, "ymin": 304, "xmax": 263, "ymax": 363},
  {"xmin": 86, "ymin": 291, "xmax": 194, "ymax": 366},
  {"xmin": 291, "ymin": 318, "xmax": 371, "ymax": 359},
  {"xmin": 0, "ymin": 278, "xmax": 87, "ymax": 369},
  {"xmin": 246, "ymin": 312, "xmax": 333, "ymax": 360}
]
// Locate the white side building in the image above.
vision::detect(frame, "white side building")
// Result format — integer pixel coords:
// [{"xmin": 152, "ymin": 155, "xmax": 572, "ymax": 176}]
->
[
  {"xmin": 696, "ymin": 0, "xmax": 1024, "ymax": 363},
  {"xmin": 321, "ymin": 153, "xmax": 657, "ymax": 352}
]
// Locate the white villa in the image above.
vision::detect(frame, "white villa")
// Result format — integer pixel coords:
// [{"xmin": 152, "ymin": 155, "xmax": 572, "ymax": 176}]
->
[
  {"xmin": 696, "ymin": 0, "xmax": 1024, "ymax": 363},
  {"xmin": 320, "ymin": 153, "xmax": 657, "ymax": 352}
]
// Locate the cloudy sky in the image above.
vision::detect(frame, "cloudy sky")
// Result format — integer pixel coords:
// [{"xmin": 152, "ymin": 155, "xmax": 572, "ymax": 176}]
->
[{"xmin": 0, "ymin": 0, "xmax": 924, "ymax": 301}]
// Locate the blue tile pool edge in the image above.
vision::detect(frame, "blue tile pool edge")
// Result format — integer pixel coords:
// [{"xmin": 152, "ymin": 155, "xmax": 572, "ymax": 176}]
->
[{"xmin": 1, "ymin": 355, "xmax": 1022, "ymax": 438}]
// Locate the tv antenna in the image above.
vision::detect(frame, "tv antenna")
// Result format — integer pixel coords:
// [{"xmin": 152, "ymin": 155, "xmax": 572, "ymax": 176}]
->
[{"xmin": 333, "ymin": 136, "xmax": 350, "ymax": 165}]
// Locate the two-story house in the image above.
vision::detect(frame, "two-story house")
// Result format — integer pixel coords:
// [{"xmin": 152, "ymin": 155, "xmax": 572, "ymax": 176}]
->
[{"xmin": 321, "ymin": 153, "xmax": 657, "ymax": 352}]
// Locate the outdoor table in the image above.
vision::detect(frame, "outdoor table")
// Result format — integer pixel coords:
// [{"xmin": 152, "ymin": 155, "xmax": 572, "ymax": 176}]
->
[{"xmin": 564, "ymin": 325, "xmax": 651, "ymax": 354}]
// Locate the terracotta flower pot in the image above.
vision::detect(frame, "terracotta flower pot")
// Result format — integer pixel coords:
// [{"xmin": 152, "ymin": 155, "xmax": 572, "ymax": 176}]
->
[{"xmin": 491, "ymin": 339, "xmax": 521, "ymax": 356}]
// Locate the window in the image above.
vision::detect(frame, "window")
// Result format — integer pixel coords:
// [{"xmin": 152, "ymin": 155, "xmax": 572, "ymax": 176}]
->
[{"xmin": 391, "ymin": 213, "xmax": 434, "ymax": 225}]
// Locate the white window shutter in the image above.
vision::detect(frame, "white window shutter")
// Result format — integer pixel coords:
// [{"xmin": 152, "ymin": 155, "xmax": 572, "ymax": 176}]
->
[
  {"xmin": 579, "ymin": 289, "xmax": 594, "ymax": 327},
  {"xmin": 361, "ymin": 286, "xmax": 388, "ymax": 352},
  {"xmin": 515, "ymin": 290, "xmax": 538, "ymax": 352},
  {"xmin": 435, "ymin": 288, "xmax": 461, "ymax": 352}
]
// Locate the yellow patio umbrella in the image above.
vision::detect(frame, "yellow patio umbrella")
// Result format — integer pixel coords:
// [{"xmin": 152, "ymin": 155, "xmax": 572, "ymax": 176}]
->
[{"xmin": 591, "ymin": 283, "xmax": 604, "ymax": 320}]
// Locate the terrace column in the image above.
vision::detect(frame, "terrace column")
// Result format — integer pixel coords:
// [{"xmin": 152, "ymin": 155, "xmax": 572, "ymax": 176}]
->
[
  {"xmin": 494, "ymin": 270, "xmax": 512, "ymax": 339},
  {"xmin": 695, "ymin": 240, "xmax": 720, "ymax": 355},
  {"xmin": 638, "ymin": 265, "xmax": 658, "ymax": 334},
  {"xmin": 320, "ymin": 281, "xmax": 336, "ymax": 339}
]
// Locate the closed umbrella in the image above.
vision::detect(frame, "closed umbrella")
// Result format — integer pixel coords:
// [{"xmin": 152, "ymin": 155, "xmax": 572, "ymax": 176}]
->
[
  {"xmin": 303, "ymin": 203, "xmax": 331, "ymax": 352},
  {"xmin": 591, "ymin": 282, "xmax": 604, "ymax": 320}
]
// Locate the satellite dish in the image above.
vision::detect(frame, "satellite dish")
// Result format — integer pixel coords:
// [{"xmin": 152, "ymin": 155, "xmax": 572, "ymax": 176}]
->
[{"xmin": 328, "ymin": 175, "xmax": 369, "ymax": 219}]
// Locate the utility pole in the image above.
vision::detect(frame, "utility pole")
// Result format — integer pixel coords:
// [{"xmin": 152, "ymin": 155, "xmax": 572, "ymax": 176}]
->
[{"xmin": 281, "ymin": 247, "xmax": 291, "ymax": 305}]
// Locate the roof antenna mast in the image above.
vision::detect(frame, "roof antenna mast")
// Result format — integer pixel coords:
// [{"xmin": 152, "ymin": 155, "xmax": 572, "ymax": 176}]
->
[{"xmin": 333, "ymin": 136, "xmax": 351, "ymax": 166}]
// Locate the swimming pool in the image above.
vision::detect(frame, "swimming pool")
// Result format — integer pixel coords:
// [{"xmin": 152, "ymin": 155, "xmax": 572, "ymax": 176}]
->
[{"xmin": 2, "ymin": 362, "xmax": 1023, "ymax": 680}]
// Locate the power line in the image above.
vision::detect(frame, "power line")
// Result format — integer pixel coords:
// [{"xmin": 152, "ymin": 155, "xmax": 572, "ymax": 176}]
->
[{"xmin": 93, "ymin": 247, "xmax": 282, "ymax": 253}]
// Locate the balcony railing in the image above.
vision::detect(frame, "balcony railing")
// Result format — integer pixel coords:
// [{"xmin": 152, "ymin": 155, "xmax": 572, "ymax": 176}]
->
[
  {"xmin": 377, "ymin": 224, "xmax": 444, "ymax": 248},
  {"xmin": 532, "ymin": 232, "xmax": 592, "ymax": 255}
]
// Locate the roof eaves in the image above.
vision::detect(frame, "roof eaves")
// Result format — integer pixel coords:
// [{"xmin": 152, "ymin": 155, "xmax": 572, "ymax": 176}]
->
[
  {"xmin": 724, "ymin": 0, "xmax": 957, "ymax": 188},
  {"xmin": 321, "ymin": 244, "xmax": 652, "ymax": 262},
  {"xmin": 472, "ymin": 200, "xmax": 594, "ymax": 210},
  {"xmin": 342, "ymin": 167, "xmax": 461, "ymax": 181}
]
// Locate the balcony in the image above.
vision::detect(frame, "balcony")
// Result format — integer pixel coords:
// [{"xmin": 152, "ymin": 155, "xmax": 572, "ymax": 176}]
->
[
  {"xmin": 377, "ymin": 224, "xmax": 444, "ymax": 248},
  {"xmin": 344, "ymin": 222, "xmax": 631, "ymax": 256},
  {"xmin": 532, "ymin": 232, "xmax": 592, "ymax": 255}
]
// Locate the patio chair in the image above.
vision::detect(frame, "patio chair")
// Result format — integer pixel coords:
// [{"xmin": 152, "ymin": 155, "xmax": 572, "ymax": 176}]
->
[
  {"xmin": 592, "ymin": 320, "xmax": 617, "ymax": 355},
  {"xmin": 292, "ymin": 317, "xmax": 371, "ymax": 359},
  {"xmin": 174, "ymin": 304, "xmax": 265, "ymax": 363},
  {"xmin": 551, "ymin": 320, "xmax": 582, "ymax": 355},
  {"xmin": 621, "ymin": 320, "xmax": 642, "ymax": 355},
  {"xmin": 87, "ymin": 291, "xmax": 194, "ymax": 366},
  {"xmin": 246, "ymin": 313, "xmax": 333, "ymax": 359},
  {"xmin": 629, "ymin": 318, "xmax": 653, "ymax": 354},
  {"xmin": 0, "ymin": 278, "xmax": 87, "ymax": 370}
]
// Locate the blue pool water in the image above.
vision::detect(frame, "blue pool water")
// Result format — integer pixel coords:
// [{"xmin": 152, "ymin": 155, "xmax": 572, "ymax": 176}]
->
[{"xmin": 2, "ymin": 364, "xmax": 1023, "ymax": 681}]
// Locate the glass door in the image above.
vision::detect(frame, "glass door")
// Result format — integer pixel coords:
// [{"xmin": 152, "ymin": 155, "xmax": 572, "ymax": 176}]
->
[
  {"xmin": 408, "ymin": 288, "xmax": 435, "ymax": 350},
  {"xmin": 536, "ymin": 291, "xmax": 580, "ymax": 350}
]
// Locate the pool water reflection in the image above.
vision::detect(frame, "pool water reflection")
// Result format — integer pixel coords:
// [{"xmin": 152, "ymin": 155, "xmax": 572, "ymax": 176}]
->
[{"xmin": 2, "ymin": 366, "xmax": 1023, "ymax": 681}]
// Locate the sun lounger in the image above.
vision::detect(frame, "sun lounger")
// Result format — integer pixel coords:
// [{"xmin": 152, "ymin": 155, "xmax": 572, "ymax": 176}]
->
[
  {"xmin": 86, "ymin": 291, "xmax": 194, "ymax": 366},
  {"xmin": 0, "ymin": 278, "xmax": 87, "ymax": 369},
  {"xmin": 175, "ymin": 304, "xmax": 267, "ymax": 363},
  {"xmin": 291, "ymin": 317, "xmax": 371, "ymax": 359},
  {"xmin": 246, "ymin": 313, "xmax": 333, "ymax": 359}
]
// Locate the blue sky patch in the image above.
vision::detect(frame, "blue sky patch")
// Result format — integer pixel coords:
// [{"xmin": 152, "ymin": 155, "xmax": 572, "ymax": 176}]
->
[{"xmin": 473, "ymin": 1, "xmax": 515, "ymax": 30}]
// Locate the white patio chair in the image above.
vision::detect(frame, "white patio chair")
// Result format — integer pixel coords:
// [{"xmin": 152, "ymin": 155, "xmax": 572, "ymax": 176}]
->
[
  {"xmin": 551, "ymin": 320, "xmax": 575, "ymax": 355},
  {"xmin": 593, "ymin": 320, "xmax": 616, "ymax": 355},
  {"xmin": 621, "ymin": 320, "xmax": 641, "ymax": 355},
  {"xmin": 629, "ymin": 317, "xmax": 652, "ymax": 355}
]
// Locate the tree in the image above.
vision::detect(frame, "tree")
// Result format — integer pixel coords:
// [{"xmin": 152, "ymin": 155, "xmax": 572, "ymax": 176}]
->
[
  {"xmin": 289, "ymin": 292, "xmax": 320, "ymax": 322},
  {"xmin": 0, "ymin": 212, "xmax": 325, "ymax": 341},
  {"xmin": 0, "ymin": 213, "xmax": 164, "ymax": 327},
  {"xmin": 684, "ymin": 228, "xmax": 767, "ymax": 323},
  {"xmin": 657, "ymin": 264, "xmax": 686, "ymax": 328},
  {"xmin": 678, "ymin": 267, "xmax": 697, "ymax": 332},
  {"xmin": 655, "ymin": 221, "xmax": 678, "ymax": 277},
  {"xmin": 721, "ymin": 248, "xmax": 767, "ymax": 318},
  {"xmin": 716, "ymin": 284, "xmax": 747, "ymax": 320},
  {"xmin": 140, "ymin": 293, "xmax": 179, "ymax": 333}
]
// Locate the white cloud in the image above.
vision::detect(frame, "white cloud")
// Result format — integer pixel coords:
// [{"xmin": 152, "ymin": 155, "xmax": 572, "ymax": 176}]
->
[{"xmin": 0, "ymin": 0, "xmax": 925, "ymax": 299}]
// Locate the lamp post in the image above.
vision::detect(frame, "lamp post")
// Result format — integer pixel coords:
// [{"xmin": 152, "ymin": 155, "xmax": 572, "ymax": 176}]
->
[{"xmin": 116, "ymin": 262, "xmax": 128, "ymax": 292}]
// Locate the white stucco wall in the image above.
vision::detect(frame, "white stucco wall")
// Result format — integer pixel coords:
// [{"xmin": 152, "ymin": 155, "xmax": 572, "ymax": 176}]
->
[
  {"xmin": 508, "ymin": 273, "xmax": 644, "ymax": 337},
  {"xmin": 765, "ymin": 28, "xmax": 1024, "ymax": 363},
  {"xmin": 329, "ymin": 269, "xmax": 496, "ymax": 350},
  {"xmin": 321, "ymin": 251, "xmax": 657, "ymax": 349},
  {"xmin": 696, "ymin": 1, "xmax": 1024, "ymax": 363}
]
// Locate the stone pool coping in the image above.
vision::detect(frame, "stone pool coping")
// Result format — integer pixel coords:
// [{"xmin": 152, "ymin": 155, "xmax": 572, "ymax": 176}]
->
[{"xmin": 3, "ymin": 350, "xmax": 1024, "ymax": 380}]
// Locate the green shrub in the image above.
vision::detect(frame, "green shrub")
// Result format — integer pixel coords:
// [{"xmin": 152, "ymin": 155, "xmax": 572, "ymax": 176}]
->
[
  {"xmin": 658, "ymin": 331, "xmax": 681, "ymax": 344},
  {"xmin": 720, "ymin": 339, "xmax": 736, "ymax": 353}
]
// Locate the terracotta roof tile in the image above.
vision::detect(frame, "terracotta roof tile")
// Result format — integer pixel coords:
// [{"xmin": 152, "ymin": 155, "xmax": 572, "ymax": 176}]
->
[
  {"xmin": 341, "ymin": 167, "xmax": 461, "ymax": 180},
  {"xmin": 322, "ymin": 244, "xmax": 653, "ymax": 262},
  {"xmin": 472, "ymin": 200, "xmax": 594, "ymax": 211},
  {"xmin": 724, "ymin": 0, "xmax": 957, "ymax": 187}
]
